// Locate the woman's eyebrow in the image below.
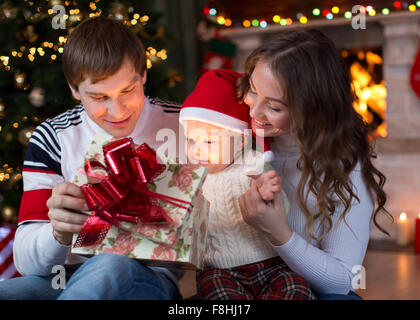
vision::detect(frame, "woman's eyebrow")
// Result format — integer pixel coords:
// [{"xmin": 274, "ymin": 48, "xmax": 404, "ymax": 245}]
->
[
  {"xmin": 266, "ymin": 97, "xmax": 288, "ymax": 107},
  {"xmin": 250, "ymin": 76, "xmax": 288, "ymax": 107}
]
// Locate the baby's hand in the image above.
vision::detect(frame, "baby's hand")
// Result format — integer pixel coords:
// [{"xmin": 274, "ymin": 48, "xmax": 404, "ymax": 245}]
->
[{"xmin": 255, "ymin": 170, "xmax": 281, "ymax": 202}]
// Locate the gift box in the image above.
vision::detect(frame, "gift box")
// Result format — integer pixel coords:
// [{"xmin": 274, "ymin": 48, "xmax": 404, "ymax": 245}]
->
[{"xmin": 71, "ymin": 132, "xmax": 209, "ymax": 270}]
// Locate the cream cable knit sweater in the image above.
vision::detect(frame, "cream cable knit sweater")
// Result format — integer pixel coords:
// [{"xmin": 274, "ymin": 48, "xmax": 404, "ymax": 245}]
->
[{"xmin": 202, "ymin": 152, "xmax": 290, "ymax": 269}]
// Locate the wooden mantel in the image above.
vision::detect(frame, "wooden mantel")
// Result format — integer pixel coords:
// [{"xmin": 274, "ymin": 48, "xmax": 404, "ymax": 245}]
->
[{"xmin": 218, "ymin": 10, "xmax": 420, "ymax": 39}]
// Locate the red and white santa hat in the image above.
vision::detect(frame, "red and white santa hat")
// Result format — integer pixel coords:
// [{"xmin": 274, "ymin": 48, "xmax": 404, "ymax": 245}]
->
[{"xmin": 179, "ymin": 69, "xmax": 274, "ymax": 162}]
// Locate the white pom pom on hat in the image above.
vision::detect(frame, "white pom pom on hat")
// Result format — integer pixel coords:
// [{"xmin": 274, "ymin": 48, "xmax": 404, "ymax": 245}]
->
[{"xmin": 252, "ymin": 130, "xmax": 275, "ymax": 163}]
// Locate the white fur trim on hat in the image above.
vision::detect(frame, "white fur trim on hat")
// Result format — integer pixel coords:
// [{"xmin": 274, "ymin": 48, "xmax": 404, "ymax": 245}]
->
[{"xmin": 179, "ymin": 107, "xmax": 249, "ymax": 133}]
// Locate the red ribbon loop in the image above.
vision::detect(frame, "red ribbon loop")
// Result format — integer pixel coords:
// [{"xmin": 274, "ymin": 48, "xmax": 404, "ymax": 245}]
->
[{"xmin": 74, "ymin": 138, "xmax": 186, "ymax": 248}]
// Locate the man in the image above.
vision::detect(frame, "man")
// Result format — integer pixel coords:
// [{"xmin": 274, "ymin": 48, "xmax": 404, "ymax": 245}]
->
[{"xmin": 0, "ymin": 16, "xmax": 183, "ymax": 300}]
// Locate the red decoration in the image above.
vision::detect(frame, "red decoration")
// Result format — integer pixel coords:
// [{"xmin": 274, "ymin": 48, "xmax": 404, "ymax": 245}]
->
[
  {"xmin": 73, "ymin": 138, "xmax": 190, "ymax": 248},
  {"xmin": 410, "ymin": 42, "xmax": 420, "ymax": 100},
  {"xmin": 415, "ymin": 215, "xmax": 420, "ymax": 254},
  {"xmin": 201, "ymin": 39, "xmax": 236, "ymax": 75}
]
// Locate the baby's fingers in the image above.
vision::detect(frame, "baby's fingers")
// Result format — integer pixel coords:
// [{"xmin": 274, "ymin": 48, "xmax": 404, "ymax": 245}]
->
[
  {"xmin": 272, "ymin": 176, "xmax": 281, "ymax": 185},
  {"xmin": 271, "ymin": 185, "xmax": 281, "ymax": 193}
]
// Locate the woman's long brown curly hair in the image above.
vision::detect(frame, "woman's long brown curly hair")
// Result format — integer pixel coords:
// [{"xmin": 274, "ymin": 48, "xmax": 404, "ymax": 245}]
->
[{"xmin": 238, "ymin": 29, "xmax": 392, "ymax": 241}]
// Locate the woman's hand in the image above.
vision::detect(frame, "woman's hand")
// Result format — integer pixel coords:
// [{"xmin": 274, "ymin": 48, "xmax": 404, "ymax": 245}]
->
[{"xmin": 238, "ymin": 172, "xmax": 293, "ymax": 246}]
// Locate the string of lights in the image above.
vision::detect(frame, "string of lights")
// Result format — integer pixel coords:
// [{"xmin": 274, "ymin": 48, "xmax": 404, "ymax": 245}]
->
[
  {"xmin": 0, "ymin": 0, "xmax": 179, "ymax": 222},
  {"xmin": 0, "ymin": 1, "xmax": 166, "ymax": 74},
  {"xmin": 204, "ymin": 1, "xmax": 420, "ymax": 29}
]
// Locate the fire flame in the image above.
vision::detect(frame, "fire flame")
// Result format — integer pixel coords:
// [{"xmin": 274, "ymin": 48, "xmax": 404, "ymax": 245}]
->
[{"xmin": 347, "ymin": 50, "xmax": 387, "ymax": 138}]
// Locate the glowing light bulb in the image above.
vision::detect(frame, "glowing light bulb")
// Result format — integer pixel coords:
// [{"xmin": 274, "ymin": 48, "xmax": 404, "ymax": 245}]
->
[
  {"xmin": 217, "ymin": 16, "xmax": 225, "ymax": 25},
  {"xmin": 299, "ymin": 16, "xmax": 308, "ymax": 24},
  {"xmin": 368, "ymin": 9, "xmax": 376, "ymax": 16}
]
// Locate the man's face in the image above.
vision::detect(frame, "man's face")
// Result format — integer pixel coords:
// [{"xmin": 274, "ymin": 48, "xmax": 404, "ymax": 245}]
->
[{"xmin": 70, "ymin": 58, "xmax": 147, "ymax": 138}]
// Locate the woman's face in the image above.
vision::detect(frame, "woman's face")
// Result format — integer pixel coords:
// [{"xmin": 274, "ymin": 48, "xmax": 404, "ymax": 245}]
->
[{"xmin": 244, "ymin": 60, "xmax": 291, "ymax": 137}]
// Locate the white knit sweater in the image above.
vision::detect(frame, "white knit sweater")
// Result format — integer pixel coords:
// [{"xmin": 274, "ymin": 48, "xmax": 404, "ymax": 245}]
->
[{"xmin": 202, "ymin": 151, "xmax": 290, "ymax": 269}]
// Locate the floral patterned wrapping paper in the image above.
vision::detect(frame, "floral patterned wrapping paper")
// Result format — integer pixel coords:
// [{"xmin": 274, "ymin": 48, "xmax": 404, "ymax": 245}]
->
[{"xmin": 71, "ymin": 132, "xmax": 209, "ymax": 270}]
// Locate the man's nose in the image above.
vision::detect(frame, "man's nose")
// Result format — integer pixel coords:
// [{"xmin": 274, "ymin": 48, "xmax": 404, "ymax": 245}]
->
[{"xmin": 107, "ymin": 98, "xmax": 125, "ymax": 118}]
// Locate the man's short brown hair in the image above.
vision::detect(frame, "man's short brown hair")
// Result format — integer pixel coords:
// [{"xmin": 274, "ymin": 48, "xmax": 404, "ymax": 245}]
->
[{"xmin": 62, "ymin": 16, "xmax": 147, "ymax": 91}]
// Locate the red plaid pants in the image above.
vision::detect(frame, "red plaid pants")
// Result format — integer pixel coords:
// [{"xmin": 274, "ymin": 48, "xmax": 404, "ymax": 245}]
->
[{"xmin": 197, "ymin": 256, "xmax": 316, "ymax": 300}]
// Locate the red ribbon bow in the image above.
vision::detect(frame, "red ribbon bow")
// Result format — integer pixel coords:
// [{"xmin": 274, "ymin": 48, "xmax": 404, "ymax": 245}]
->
[{"xmin": 73, "ymin": 138, "xmax": 189, "ymax": 248}]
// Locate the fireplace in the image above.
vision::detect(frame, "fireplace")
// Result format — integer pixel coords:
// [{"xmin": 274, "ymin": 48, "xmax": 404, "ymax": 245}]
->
[
  {"xmin": 342, "ymin": 47, "xmax": 386, "ymax": 139},
  {"xmin": 221, "ymin": 13, "xmax": 420, "ymax": 243}
]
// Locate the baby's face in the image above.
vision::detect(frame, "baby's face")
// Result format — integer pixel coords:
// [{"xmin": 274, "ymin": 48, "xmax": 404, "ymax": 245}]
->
[{"xmin": 182, "ymin": 120, "xmax": 242, "ymax": 174}]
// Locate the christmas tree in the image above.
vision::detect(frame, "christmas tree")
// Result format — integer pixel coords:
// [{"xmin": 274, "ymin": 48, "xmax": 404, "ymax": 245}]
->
[{"xmin": 0, "ymin": 0, "xmax": 184, "ymax": 225}]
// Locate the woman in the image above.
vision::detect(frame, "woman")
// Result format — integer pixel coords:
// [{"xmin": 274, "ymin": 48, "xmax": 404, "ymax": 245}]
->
[{"xmin": 237, "ymin": 29, "xmax": 391, "ymax": 299}]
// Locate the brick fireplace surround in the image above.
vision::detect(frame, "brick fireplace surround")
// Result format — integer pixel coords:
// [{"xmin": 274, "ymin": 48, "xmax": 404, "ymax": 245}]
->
[{"xmin": 220, "ymin": 12, "xmax": 420, "ymax": 243}]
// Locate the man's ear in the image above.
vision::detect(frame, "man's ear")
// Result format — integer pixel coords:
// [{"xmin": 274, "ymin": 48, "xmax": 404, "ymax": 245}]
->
[
  {"xmin": 68, "ymin": 83, "xmax": 81, "ymax": 101},
  {"xmin": 141, "ymin": 70, "xmax": 147, "ymax": 85}
]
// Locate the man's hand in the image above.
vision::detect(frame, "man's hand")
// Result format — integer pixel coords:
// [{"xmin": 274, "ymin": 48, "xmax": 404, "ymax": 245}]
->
[{"xmin": 46, "ymin": 182, "xmax": 89, "ymax": 246}]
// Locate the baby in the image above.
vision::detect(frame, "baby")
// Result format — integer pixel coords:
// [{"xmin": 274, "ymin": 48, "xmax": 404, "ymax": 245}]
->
[
  {"xmin": 183, "ymin": 119, "xmax": 281, "ymax": 201},
  {"xmin": 179, "ymin": 69, "xmax": 315, "ymax": 300}
]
